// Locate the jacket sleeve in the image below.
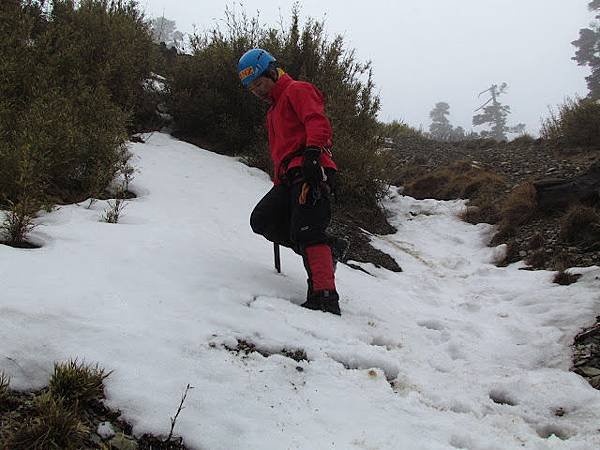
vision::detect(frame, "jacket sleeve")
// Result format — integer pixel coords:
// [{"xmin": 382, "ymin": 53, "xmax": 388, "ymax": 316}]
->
[{"xmin": 287, "ymin": 82, "xmax": 333, "ymax": 148}]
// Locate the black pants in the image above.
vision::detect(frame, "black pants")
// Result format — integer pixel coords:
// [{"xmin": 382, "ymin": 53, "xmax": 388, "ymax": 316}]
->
[{"xmin": 250, "ymin": 169, "xmax": 335, "ymax": 253}]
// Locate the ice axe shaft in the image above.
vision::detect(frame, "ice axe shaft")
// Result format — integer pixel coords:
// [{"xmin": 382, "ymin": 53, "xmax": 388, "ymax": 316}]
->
[{"xmin": 274, "ymin": 243, "xmax": 281, "ymax": 273}]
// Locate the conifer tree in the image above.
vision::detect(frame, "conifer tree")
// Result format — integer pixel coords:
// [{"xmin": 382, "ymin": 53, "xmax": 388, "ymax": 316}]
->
[
  {"xmin": 150, "ymin": 16, "xmax": 183, "ymax": 50},
  {"xmin": 472, "ymin": 83, "xmax": 525, "ymax": 141},
  {"xmin": 572, "ymin": 1, "xmax": 600, "ymax": 99},
  {"xmin": 429, "ymin": 102, "xmax": 454, "ymax": 141}
]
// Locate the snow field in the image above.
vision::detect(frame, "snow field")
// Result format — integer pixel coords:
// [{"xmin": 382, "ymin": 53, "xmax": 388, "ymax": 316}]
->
[{"xmin": 1, "ymin": 132, "xmax": 600, "ymax": 449}]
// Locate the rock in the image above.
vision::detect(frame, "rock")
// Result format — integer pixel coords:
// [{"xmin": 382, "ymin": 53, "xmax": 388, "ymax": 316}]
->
[
  {"xmin": 98, "ymin": 421, "xmax": 116, "ymax": 439},
  {"xmin": 109, "ymin": 434, "xmax": 139, "ymax": 450},
  {"xmin": 519, "ymin": 250, "xmax": 527, "ymax": 257},
  {"xmin": 579, "ymin": 366, "xmax": 600, "ymax": 378},
  {"xmin": 534, "ymin": 161, "xmax": 600, "ymax": 211}
]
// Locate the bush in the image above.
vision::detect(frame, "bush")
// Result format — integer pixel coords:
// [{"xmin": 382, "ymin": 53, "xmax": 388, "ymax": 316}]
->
[
  {"xmin": 511, "ymin": 133, "xmax": 536, "ymax": 145},
  {"xmin": 559, "ymin": 205, "xmax": 600, "ymax": 244},
  {"xmin": 0, "ymin": 0, "xmax": 152, "ymax": 207},
  {"xmin": 40, "ymin": 0, "xmax": 155, "ymax": 131},
  {"xmin": 541, "ymin": 97, "xmax": 600, "ymax": 148},
  {"xmin": 102, "ymin": 197, "xmax": 127, "ymax": 223},
  {"xmin": 378, "ymin": 120, "xmax": 425, "ymax": 145},
  {"xmin": 48, "ymin": 359, "xmax": 110, "ymax": 408},
  {"xmin": 0, "ymin": 200, "xmax": 38, "ymax": 247},
  {"xmin": 168, "ymin": 5, "xmax": 391, "ymax": 209}
]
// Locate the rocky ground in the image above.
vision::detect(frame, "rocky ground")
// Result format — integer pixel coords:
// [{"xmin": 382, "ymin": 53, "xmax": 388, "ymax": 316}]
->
[{"xmin": 391, "ymin": 135, "xmax": 600, "ymax": 270}]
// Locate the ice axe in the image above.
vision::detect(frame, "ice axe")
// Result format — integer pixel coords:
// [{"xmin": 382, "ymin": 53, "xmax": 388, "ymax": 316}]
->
[{"xmin": 274, "ymin": 243, "xmax": 281, "ymax": 273}]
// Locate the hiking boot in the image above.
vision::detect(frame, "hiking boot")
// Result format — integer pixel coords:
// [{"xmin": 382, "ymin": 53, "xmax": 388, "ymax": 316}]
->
[
  {"xmin": 300, "ymin": 295, "xmax": 321, "ymax": 311},
  {"xmin": 300, "ymin": 289, "xmax": 341, "ymax": 316},
  {"xmin": 330, "ymin": 237, "xmax": 349, "ymax": 272}
]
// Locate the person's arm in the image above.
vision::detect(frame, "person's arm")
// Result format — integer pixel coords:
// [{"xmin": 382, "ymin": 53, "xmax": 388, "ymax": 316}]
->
[
  {"xmin": 288, "ymin": 83, "xmax": 333, "ymax": 188},
  {"xmin": 287, "ymin": 83, "xmax": 332, "ymax": 149}
]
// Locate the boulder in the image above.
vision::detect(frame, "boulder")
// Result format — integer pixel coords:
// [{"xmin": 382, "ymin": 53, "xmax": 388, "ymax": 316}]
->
[{"xmin": 534, "ymin": 161, "xmax": 600, "ymax": 211}]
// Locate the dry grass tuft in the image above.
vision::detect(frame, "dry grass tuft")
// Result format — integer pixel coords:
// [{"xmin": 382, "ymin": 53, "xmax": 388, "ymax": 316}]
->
[
  {"xmin": 500, "ymin": 182, "xmax": 537, "ymax": 227},
  {"xmin": 494, "ymin": 242, "xmax": 521, "ymax": 267},
  {"xmin": 0, "ymin": 371, "xmax": 10, "ymax": 408},
  {"xmin": 559, "ymin": 205, "xmax": 600, "ymax": 244},
  {"xmin": 461, "ymin": 193, "xmax": 502, "ymax": 225},
  {"xmin": 7, "ymin": 393, "xmax": 88, "ymax": 450},
  {"xmin": 49, "ymin": 360, "xmax": 110, "ymax": 408},
  {"xmin": 553, "ymin": 271, "xmax": 582, "ymax": 285},
  {"xmin": 491, "ymin": 222, "xmax": 516, "ymax": 246},
  {"xmin": 405, "ymin": 172, "xmax": 452, "ymax": 200},
  {"xmin": 405, "ymin": 160, "xmax": 506, "ymax": 204},
  {"xmin": 527, "ymin": 232, "xmax": 545, "ymax": 250},
  {"xmin": 525, "ymin": 249, "xmax": 549, "ymax": 269}
]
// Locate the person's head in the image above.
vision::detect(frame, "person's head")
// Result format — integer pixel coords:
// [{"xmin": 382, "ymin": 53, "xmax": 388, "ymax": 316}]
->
[{"xmin": 238, "ymin": 48, "xmax": 279, "ymax": 101}]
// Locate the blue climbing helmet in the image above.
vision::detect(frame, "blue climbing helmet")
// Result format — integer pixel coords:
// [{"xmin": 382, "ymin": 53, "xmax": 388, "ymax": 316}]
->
[{"xmin": 238, "ymin": 48, "xmax": 276, "ymax": 87}]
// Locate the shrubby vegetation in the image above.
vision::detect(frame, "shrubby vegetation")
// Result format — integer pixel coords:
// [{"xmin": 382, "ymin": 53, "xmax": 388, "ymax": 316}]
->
[
  {"xmin": 541, "ymin": 97, "xmax": 600, "ymax": 148},
  {"xmin": 168, "ymin": 6, "xmax": 392, "ymax": 209},
  {"xmin": 0, "ymin": 0, "xmax": 155, "ymax": 213},
  {"xmin": 378, "ymin": 120, "xmax": 425, "ymax": 144},
  {"xmin": 546, "ymin": 1, "xmax": 600, "ymax": 149}
]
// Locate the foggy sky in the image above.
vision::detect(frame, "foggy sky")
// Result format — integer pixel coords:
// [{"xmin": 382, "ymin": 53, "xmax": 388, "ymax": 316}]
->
[{"xmin": 141, "ymin": 0, "xmax": 592, "ymax": 136}]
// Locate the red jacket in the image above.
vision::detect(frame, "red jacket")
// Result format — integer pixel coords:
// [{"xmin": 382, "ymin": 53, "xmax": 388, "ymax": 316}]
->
[{"xmin": 267, "ymin": 73, "xmax": 337, "ymax": 184}]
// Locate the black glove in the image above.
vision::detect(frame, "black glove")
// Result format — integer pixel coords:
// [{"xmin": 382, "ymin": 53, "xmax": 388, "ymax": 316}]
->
[{"xmin": 302, "ymin": 147, "xmax": 323, "ymax": 187}]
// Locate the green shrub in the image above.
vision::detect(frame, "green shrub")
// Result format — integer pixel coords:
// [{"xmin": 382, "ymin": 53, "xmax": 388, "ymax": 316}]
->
[
  {"xmin": 1, "ymin": 200, "xmax": 38, "ymax": 246},
  {"xmin": 49, "ymin": 359, "xmax": 110, "ymax": 408},
  {"xmin": 541, "ymin": 97, "xmax": 600, "ymax": 148},
  {"xmin": 511, "ymin": 133, "xmax": 536, "ymax": 145},
  {"xmin": 7, "ymin": 393, "xmax": 88, "ymax": 450},
  {"xmin": 168, "ymin": 5, "xmax": 391, "ymax": 209},
  {"xmin": 41, "ymin": 0, "xmax": 155, "ymax": 130},
  {"xmin": 378, "ymin": 120, "xmax": 425, "ymax": 145},
  {"xmin": 0, "ymin": 0, "xmax": 152, "ymax": 206}
]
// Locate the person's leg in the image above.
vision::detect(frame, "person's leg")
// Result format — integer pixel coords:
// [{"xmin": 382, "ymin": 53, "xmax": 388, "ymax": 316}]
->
[
  {"xmin": 250, "ymin": 184, "xmax": 294, "ymax": 249},
  {"xmin": 289, "ymin": 179, "xmax": 340, "ymax": 315}
]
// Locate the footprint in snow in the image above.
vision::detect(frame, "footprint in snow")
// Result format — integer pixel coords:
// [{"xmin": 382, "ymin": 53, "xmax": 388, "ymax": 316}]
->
[{"xmin": 417, "ymin": 319, "xmax": 446, "ymax": 331}]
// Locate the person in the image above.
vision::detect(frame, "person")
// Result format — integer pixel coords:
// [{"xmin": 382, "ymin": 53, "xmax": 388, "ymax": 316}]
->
[{"xmin": 238, "ymin": 48, "xmax": 347, "ymax": 316}]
